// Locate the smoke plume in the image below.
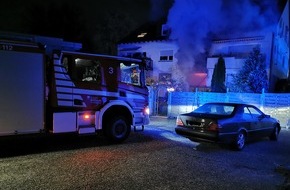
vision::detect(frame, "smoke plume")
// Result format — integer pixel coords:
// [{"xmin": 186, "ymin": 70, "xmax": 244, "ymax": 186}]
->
[{"xmin": 166, "ymin": 0, "xmax": 281, "ymax": 89}]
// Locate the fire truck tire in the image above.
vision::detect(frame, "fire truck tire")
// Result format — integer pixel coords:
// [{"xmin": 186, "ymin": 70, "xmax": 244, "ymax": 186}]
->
[{"xmin": 105, "ymin": 116, "xmax": 131, "ymax": 143}]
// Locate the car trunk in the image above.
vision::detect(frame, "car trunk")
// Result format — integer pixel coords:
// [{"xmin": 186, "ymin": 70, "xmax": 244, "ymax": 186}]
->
[{"xmin": 178, "ymin": 113, "xmax": 231, "ymax": 131}]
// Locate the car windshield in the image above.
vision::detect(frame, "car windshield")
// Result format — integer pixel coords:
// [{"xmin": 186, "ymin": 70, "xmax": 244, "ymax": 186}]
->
[{"xmin": 193, "ymin": 104, "xmax": 235, "ymax": 115}]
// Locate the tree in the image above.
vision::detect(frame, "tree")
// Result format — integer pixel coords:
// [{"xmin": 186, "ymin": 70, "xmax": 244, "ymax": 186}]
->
[
  {"xmin": 231, "ymin": 46, "xmax": 268, "ymax": 93},
  {"xmin": 24, "ymin": 2, "xmax": 86, "ymax": 42},
  {"xmin": 22, "ymin": 1, "xmax": 144, "ymax": 54},
  {"xmin": 90, "ymin": 10, "xmax": 138, "ymax": 55},
  {"xmin": 211, "ymin": 56, "xmax": 226, "ymax": 92}
]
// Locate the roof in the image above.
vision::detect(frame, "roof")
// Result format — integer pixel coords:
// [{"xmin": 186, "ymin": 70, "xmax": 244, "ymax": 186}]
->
[
  {"xmin": 212, "ymin": 36, "xmax": 265, "ymax": 44},
  {"xmin": 119, "ymin": 21, "xmax": 169, "ymax": 44}
]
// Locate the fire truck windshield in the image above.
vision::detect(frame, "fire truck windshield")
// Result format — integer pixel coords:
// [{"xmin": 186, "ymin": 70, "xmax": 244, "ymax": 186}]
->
[{"xmin": 120, "ymin": 63, "xmax": 141, "ymax": 86}]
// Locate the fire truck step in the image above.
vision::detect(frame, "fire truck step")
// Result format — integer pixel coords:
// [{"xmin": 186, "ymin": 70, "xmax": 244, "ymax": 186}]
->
[
  {"xmin": 134, "ymin": 125, "xmax": 144, "ymax": 132},
  {"xmin": 78, "ymin": 125, "xmax": 96, "ymax": 134}
]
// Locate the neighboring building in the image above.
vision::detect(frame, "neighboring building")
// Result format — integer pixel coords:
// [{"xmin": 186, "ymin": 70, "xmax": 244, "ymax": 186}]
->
[
  {"xmin": 271, "ymin": 0, "xmax": 289, "ymax": 92},
  {"xmin": 206, "ymin": 34, "xmax": 274, "ymax": 91},
  {"xmin": 208, "ymin": 0, "xmax": 289, "ymax": 92}
]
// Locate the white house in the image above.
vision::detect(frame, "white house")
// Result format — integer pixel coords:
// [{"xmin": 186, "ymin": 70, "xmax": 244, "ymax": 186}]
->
[
  {"xmin": 118, "ymin": 22, "xmax": 208, "ymax": 92},
  {"xmin": 206, "ymin": 34, "xmax": 274, "ymax": 90},
  {"xmin": 118, "ymin": 22, "xmax": 179, "ymax": 86},
  {"xmin": 118, "ymin": 40, "xmax": 178, "ymax": 83}
]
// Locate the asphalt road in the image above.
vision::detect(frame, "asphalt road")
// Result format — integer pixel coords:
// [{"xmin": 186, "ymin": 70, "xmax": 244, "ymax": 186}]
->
[{"xmin": 0, "ymin": 117, "xmax": 289, "ymax": 190}]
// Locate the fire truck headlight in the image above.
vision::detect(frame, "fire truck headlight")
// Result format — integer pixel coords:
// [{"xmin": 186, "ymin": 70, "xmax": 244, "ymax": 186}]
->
[
  {"xmin": 84, "ymin": 114, "xmax": 90, "ymax": 119},
  {"xmin": 144, "ymin": 107, "xmax": 150, "ymax": 115}
]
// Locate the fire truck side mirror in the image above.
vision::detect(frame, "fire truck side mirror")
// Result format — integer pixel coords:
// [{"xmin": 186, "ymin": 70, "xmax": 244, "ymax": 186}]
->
[{"xmin": 143, "ymin": 58, "xmax": 153, "ymax": 71}]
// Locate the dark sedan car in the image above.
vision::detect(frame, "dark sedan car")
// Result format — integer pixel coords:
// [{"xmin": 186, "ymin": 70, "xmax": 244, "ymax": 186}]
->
[{"xmin": 175, "ymin": 102, "xmax": 280, "ymax": 150}]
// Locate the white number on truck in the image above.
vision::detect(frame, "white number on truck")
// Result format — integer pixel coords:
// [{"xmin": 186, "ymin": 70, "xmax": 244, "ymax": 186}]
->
[{"xmin": 108, "ymin": 67, "xmax": 114, "ymax": 74}]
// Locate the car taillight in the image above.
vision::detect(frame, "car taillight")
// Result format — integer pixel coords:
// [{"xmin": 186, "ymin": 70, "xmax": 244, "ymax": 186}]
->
[
  {"xmin": 208, "ymin": 122, "xmax": 220, "ymax": 131},
  {"xmin": 176, "ymin": 116, "xmax": 184, "ymax": 126}
]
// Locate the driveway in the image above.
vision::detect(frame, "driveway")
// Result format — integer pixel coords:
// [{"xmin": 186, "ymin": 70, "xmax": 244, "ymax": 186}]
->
[
  {"xmin": 0, "ymin": 116, "xmax": 289, "ymax": 189},
  {"xmin": 149, "ymin": 116, "xmax": 290, "ymax": 189}
]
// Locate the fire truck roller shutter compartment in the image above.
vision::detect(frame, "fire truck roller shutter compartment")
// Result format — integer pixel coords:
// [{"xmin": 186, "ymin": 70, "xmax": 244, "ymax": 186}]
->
[{"xmin": 0, "ymin": 49, "xmax": 45, "ymax": 135}]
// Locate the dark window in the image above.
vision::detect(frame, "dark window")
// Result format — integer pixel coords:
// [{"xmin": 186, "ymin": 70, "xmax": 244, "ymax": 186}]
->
[{"xmin": 159, "ymin": 50, "xmax": 173, "ymax": 62}]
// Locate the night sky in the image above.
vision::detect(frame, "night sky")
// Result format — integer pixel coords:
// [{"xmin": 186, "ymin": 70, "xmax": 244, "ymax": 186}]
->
[
  {"xmin": 0, "ymin": 0, "xmax": 287, "ymax": 54},
  {"xmin": 0, "ymin": 0, "xmax": 172, "ymax": 53}
]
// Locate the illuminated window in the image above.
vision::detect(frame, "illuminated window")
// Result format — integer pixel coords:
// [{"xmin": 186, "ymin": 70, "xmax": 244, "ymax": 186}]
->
[{"xmin": 159, "ymin": 50, "xmax": 173, "ymax": 62}]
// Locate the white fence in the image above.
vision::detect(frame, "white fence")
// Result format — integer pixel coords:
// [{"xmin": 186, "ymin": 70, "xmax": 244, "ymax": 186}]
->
[{"xmin": 167, "ymin": 91, "xmax": 290, "ymax": 128}]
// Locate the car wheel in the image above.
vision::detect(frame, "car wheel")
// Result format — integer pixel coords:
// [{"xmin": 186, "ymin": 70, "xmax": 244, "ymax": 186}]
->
[
  {"xmin": 269, "ymin": 126, "xmax": 279, "ymax": 141},
  {"xmin": 105, "ymin": 116, "xmax": 131, "ymax": 143},
  {"xmin": 233, "ymin": 131, "xmax": 246, "ymax": 151}
]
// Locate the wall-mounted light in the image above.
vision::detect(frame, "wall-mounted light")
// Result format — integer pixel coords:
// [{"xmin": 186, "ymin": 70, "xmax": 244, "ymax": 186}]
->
[{"xmin": 137, "ymin": 33, "xmax": 147, "ymax": 38}]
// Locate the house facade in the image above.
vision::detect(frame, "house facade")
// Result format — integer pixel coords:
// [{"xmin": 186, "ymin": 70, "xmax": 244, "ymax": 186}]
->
[
  {"xmin": 119, "ymin": 29, "xmax": 277, "ymax": 92},
  {"xmin": 118, "ymin": 40, "xmax": 178, "ymax": 85},
  {"xmin": 118, "ymin": 22, "xmax": 207, "ymax": 92},
  {"xmin": 206, "ymin": 34, "xmax": 274, "ymax": 91}
]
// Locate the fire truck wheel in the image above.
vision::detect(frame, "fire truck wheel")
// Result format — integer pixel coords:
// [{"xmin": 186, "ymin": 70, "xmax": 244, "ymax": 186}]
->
[{"xmin": 105, "ymin": 116, "xmax": 131, "ymax": 143}]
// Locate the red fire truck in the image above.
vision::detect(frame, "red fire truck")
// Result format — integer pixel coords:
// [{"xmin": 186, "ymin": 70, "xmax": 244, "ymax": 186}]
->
[{"xmin": 0, "ymin": 38, "xmax": 150, "ymax": 142}]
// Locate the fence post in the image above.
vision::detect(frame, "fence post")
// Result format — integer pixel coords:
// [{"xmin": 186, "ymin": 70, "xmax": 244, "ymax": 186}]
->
[
  {"xmin": 195, "ymin": 88, "xmax": 199, "ymax": 108},
  {"xmin": 260, "ymin": 88, "xmax": 265, "ymax": 111},
  {"xmin": 148, "ymin": 86, "xmax": 153, "ymax": 116},
  {"xmin": 226, "ymin": 88, "xmax": 229, "ymax": 102},
  {"xmin": 167, "ymin": 91, "xmax": 172, "ymax": 118}
]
